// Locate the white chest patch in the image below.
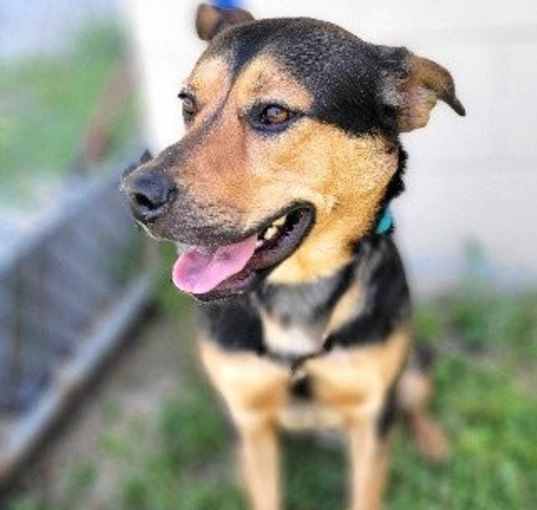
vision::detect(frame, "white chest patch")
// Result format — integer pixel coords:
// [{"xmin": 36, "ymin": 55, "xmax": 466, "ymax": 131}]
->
[{"xmin": 262, "ymin": 314, "xmax": 325, "ymax": 357}]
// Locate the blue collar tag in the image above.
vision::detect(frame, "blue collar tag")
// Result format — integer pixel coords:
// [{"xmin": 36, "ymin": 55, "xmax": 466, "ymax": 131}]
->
[{"xmin": 375, "ymin": 208, "xmax": 393, "ymax": 234}]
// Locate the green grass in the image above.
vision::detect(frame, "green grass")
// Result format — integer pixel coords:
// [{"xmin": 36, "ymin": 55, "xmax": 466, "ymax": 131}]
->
[
  {"xmin": 0, "ymin": 22, "xmax": 138, "ymax": 206},
  {"xmin": 9, "ymin": 279, "xmax": 537, "ymax": 510}
]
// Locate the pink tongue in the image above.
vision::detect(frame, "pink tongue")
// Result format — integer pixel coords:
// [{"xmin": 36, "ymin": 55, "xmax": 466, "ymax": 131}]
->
[{"xmin": 172, "ymin": 235, "xmax": 257, "ymax": 294}]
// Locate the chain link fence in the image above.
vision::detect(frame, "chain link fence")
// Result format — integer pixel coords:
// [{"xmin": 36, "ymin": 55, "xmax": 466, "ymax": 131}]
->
[{"xmin": 0, "ymin": 162, "xmax": 156, "ymax": 481}]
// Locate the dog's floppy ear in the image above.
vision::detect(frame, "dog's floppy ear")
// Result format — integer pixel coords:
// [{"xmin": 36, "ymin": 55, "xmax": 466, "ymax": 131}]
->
[
  {"xmin": 196, "ymin": 3, "xmax": 254, "ymax": 41},
  {"xmin": 382, "ymin": 48, "xmax": 466, "ymax": 132}
]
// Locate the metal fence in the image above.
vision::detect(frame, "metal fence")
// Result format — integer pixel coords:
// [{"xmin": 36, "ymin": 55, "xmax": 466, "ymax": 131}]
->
[{"xmin": 0, "ymin": 164, "xmax": 155, "ymax": 480}]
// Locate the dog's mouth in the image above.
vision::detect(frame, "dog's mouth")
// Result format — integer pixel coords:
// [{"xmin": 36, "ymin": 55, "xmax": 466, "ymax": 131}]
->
[{"xmin": 171, "ymin": 205, "xmax": 315, "ymax": 300}]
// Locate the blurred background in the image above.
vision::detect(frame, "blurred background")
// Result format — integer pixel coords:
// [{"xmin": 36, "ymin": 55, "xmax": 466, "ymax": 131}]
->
[{"xmin": 0, "ymin": 1, "xmax": 536, "ymax": 509}]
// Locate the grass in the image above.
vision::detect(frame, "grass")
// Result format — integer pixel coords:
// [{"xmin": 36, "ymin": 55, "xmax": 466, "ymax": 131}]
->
[
  {"xmin": 9, "ymin": 268, "xmax": 537, "ymax": 509},
  {"xmin": 0, "ymin": 22, "xmax": 138, "ymax": 207}
]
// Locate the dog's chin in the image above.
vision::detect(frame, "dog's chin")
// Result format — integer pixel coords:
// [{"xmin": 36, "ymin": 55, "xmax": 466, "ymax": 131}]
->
[{"xmin": 171, "ymin": 204, "xmax": 315, "ymax": 302}]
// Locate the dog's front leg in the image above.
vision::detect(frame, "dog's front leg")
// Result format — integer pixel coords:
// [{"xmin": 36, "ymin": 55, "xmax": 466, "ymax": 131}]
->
[
  {"xmin": 346, "ymin": 419, "xmax": 391, "ymax": 510},
  {"xmin": 306, "ymin": 327, "xmax": 409, "ymax": 510},
  {"xmin": 238, "ymin": 419, "xmax": 281, "ymax": 510},
  {"xmin": 200, "ymin": 340, "xmax": 289, "ymax": 510}
]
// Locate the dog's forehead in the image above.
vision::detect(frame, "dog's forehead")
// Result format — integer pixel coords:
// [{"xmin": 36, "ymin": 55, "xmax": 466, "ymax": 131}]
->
[
  {"xmin": 188, "ymin": 56, "xmax": 231, "ymax": 105},
  {"xmin": 189, "ymin": 52, "xmax": 313, "ymax": 111},
  {"xmin": 192, "ymin": 17, "xmax": 393, "ymax": 135}
]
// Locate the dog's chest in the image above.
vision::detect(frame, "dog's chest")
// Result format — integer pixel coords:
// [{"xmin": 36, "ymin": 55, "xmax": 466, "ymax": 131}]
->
[
  {"xmin": 261, "ymin": 311, "xmax": 326, "ymax": 358},
  {"xmin": 260, "ymin": 313, "xmax": 359, "ymax": 431},
  {"xmin": 256, "ymin": 273, "xmax": 348, "ymax": 358}
]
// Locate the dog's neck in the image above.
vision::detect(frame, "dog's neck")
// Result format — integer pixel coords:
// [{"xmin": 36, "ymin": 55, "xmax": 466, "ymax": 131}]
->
[
  {"xmin": 253, "ymin": 261, "xmax": 355, "ymax": 360},
  {"xmin": 255, "ymin": 262, "xmax": 355, "ymax": 327},
  {"xmin": 256, "ymin": 205, "xmax": 395, "ymax": 312},
  {"xmin": 253, "ymin": 230, "xmax": 393, "ymax": 361}
]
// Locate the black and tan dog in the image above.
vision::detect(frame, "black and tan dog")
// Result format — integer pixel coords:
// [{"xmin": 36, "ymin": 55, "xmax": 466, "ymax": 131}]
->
[{"xmin": 122, "ymin": 4, "xmax": 465, "ymax": 509}]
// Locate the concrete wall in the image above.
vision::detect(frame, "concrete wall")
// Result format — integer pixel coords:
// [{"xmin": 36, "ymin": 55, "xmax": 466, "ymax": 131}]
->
[{"xmin": 122, "ymin": 0, "xmax": 537, "ymax": 294}]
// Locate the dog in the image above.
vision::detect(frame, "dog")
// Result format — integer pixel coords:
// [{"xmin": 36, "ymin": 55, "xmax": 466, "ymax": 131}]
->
[{"xmin": 121, "ymin": 4, "xmax": 465, "ymax": 509}]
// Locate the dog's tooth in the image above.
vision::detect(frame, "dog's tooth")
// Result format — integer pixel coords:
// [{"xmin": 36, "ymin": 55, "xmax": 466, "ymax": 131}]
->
[
  {"xmin": 273, "ymin": 215, "xmax": 287, "ymax": 227},
  {"xmin": 175, "ymin": 242, "xmax": 188, "ymax": 254},
  {"xmin": 264, "ymin": 226, "xmax": 278, "ymax": 240},
  {"xmin": 256, "ymin": 239, "xmax": 264, "ymax": 249}
]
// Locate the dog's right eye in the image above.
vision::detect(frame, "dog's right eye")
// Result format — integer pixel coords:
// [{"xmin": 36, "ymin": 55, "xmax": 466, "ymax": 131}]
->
[{"xmin": 178, "ymin": 92, "xmax": 197, "ymax": 125}]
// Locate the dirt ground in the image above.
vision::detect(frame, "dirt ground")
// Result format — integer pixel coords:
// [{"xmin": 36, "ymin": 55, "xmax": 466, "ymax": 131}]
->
[{"xmin": 12, "ymin": 310, "xmax": 195, "ymax": 508}]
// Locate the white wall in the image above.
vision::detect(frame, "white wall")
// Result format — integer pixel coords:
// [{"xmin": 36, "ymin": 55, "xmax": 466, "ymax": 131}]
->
[{"xmin": 121, "ymin": 0, "xmax": 537, "ymax": 294}]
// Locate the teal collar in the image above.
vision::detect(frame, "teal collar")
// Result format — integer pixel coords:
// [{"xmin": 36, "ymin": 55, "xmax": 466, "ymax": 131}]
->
[{"xmin": 375, "ymin": 208, "xmax": 394, "ymax": 234}]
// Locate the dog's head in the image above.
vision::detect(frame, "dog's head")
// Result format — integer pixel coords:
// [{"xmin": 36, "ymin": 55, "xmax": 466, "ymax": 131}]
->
[{"xmin": 121, "ymin": 4, "xmax": 465, "ymax": 300}]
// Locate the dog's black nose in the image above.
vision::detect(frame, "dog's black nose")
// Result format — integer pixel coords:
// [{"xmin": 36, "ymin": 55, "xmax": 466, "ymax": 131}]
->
[{"xmin": 125, "ymin": 171, "xmax": 176, "ymax": 222}]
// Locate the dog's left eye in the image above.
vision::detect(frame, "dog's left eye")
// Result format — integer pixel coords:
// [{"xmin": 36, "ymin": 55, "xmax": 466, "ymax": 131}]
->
[
  {"xmin": 249, "ymin": 104, "xmax": 295, "ymax": 132},
  {"xmin": 260, "ymin": 105, "xmax": 290, "ymax": 125}
]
